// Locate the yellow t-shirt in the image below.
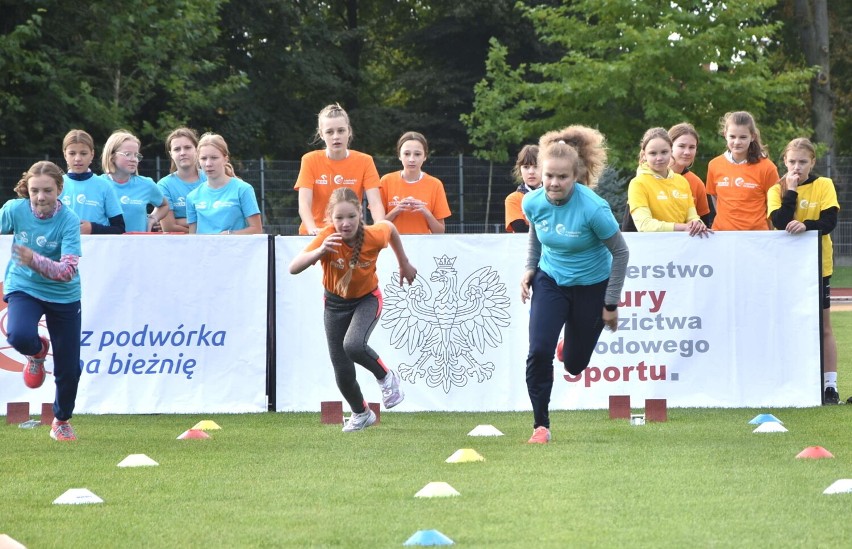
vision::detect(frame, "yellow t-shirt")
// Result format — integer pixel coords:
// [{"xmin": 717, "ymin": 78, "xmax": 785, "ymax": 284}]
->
[
  {"xmin": 294, "ymin": 150, "xmax": 381, "ymax": 235},
  {"xmin": 628, "ymin": 166, "xmax": 697, "ymax": 232},
  {"xmin": 767, "ymin": 176, "xmax": 839, "ymax": 276}
]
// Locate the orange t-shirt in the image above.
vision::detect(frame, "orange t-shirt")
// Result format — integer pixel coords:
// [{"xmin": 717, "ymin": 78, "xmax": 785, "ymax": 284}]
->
[
  {"xmin": 294, "ymin": 149, "xmax": 381, "ymax": 235},
  {"xmin": 705, "ymin": 155, "xmax": 779, "ymax": 231},
  {"xmin": 307, "ymin": 222, "xmax": 392, "ymax": 299},
  {"xmin": 504, "ymin": 190, "xmax": 527, "ymax": 232},
  {"xmin": 379, "ymin": 172, "xmax": 451, "ymax": 234},
  {"xmin": 681, "ymin": 170, "xmax": 710, "ymax": 217}
]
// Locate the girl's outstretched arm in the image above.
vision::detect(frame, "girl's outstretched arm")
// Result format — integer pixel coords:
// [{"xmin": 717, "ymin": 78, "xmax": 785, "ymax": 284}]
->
[
  {"xmin": 289, "ymin": 232, "xmax": 342, "ymax": 274},
  {"xmin": 381, "ymin": 221, "xmax": 416, "ymax": 285}
]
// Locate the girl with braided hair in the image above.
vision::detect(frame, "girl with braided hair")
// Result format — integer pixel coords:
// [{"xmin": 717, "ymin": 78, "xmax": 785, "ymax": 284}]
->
[{"xmin": 289, "ymin": 187, "xmax": 417, "ymax": 431}]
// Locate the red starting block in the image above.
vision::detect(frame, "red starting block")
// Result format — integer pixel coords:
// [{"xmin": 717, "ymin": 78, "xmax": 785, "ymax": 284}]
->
[
  {"xmin": 645, "ymin": 398, "xmax": 668, "ymax": 422},
  {"xmin": 320, "ymin": 401, "xmax": 343, "ymax": 425},
  {"xmin": 608, "ymin": 395, "xmax": 631, "ymax": 419}
]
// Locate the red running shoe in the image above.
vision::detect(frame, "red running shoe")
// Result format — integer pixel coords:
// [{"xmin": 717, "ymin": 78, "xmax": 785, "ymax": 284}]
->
[{"xmin": 22, "ymin": 336, "xmax": 50, "ymax": 389}]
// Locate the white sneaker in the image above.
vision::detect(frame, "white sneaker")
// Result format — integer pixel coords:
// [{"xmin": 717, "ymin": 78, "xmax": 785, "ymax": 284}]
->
[
  {"xmin": 379, "ymin": 369, "xmax": 404, "ymax": 409},
  {"xmin": 342, "ymin": 409, "xmax": 376, "ymax": 432}
]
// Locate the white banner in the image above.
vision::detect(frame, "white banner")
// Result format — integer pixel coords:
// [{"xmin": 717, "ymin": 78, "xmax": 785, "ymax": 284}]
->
[
  {"xmin": 276, "ymin": 231, "xmax": 821, "ymax": 411},
  {"xmin": 0, "ymin": 235, "xmax": 268, "ymax": 414}
]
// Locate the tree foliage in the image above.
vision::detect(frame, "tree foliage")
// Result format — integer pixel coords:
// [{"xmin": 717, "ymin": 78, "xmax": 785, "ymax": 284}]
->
[{"xmin": 464, "ymin": 0, "xmax": 815, "ymax": 170}]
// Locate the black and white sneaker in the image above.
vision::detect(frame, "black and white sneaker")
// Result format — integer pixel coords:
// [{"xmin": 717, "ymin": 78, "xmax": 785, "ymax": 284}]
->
[{"xmin": 824, "ymin": 387, "xmax": 840, "ymax": 405}]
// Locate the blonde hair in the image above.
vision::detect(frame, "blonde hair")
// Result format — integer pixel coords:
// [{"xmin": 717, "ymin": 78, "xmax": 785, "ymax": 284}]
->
[
  {"xmin": 719, "ymin": 111, "xmax": 768, "ymax": 163},
  {"xmin": 15, "ymin": 161, "xmax": 65, "ymax": 198},
  {"xmin": 101, "ymin": 129, "xmax": 141, "ymax": 175},
  {"xmin": 537, "ymin": 126, "xmax": 607, "ymax": 188},
  {"xmin": 197, "ymin": 132, "xmax": 236, "ymax": 177},
  {"xmin": 62, "ymin": 129, "xmax": 95, "ymax": 154},
  {"xmin": 638, "ymin": 127, "xmax": 671, "ymax": 164},
  {"xmin": 326, "ymin": 187, "xmax": 364, "ymax": 295},
  {"xmin": 778, "ymin": 137, "xmax": 817, "ymax": 193},
  {"xmin": 512, "ymin": 144, "xmax": 539, "ymax": 183},
  {"xmin": 165, "ymin": 127, "xmax": 200, "ymax": 173},
  {"xmin": 315, "ymin": 103, "xmax": 353, "ymax": 146}
]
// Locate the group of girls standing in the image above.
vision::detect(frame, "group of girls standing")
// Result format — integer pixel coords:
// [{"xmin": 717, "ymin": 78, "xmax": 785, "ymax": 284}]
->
[
  {"xmin": 621, "ymin": 111, "xmax": 839, "ymax": 406},
  {"xmin": 59, "ymin": 128, "xmax": 263, "ymax": 236},
  {"xmin": 505, "ymin": 111, "xmax": 840, "ymax": 444}
]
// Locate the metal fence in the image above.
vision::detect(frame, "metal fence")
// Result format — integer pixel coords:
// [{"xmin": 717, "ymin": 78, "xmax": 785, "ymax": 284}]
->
[{"xmin": 2, "ymin": 154, "xmax": 851, "ymax": 255}]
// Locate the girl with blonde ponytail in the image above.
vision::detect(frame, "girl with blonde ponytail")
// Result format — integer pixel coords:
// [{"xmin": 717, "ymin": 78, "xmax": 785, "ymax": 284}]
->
[{"xmin": 289, "ymin": 187, "xmax": 417, "ymax": 431}]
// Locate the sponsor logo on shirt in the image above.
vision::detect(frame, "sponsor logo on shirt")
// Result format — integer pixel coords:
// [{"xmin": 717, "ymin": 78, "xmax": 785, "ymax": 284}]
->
[
  {"xmin": 315, "ymin": 175, "xmax": 329, "ymax": 185},
  {"xmin": 718, "ymin": 176, "xmax": 730, "ymax": 187},
  {"xmin": 555, "ymin": 224, "xmax": 581, "ymax": 237},
  {"xmin": 17, "ymin": 231, "xmax": 29, "ymax": 244},
  {"xmin": 35, "ymin": 235, "xmax": 58, "ymax": 251},
  {"xmin": 671, "ymin": 190, "xmax": 688, "ymax": 199},
  {"xmin": 120, "ymin": 195, "xmax": 145, "ymax": 206},
  {"xmin": 174, "ymin": 197, "xmax": 186, "ymax": 207},
  {"xmin": 657, "ymin": 190, "xmax": 669, "ymax": 200},
  {"xmin": 195, "ymin": 201, "xmax": 208, "ymax": 210},
  {"xmin": 212, "ymin": 200, "xmax": 236, "ymax": 209}
]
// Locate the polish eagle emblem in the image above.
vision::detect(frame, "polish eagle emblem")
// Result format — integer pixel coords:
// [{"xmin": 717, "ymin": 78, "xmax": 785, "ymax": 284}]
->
[{"xmin": 381, "ymin": 255, "xmax": 511, "ymax": 393}]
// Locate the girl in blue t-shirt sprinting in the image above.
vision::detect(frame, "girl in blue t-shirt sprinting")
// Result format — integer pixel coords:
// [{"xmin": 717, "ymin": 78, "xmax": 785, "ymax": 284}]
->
[
  {"xmin": 1, "ymin": 161, "xmax": 83, "ymax": 441},
  {"xmin": 520, "ymin": 126, "xmax": 630, "ymax": 444}
]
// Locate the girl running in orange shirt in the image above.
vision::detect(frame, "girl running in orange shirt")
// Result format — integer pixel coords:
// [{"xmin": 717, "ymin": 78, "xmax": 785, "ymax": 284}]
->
[
  {"xmin": 705, "ymin": 111, "xmax": 779, "ymax": 230},
  {"xmin": 289, "ymin": 188, "xmax": 417, "ymax": 431},
  {"xmin": 380, "ymin": 131, "xmax": 451, "ymax": 234},
  {"xmin": 294, "ymin": 103, "xmax": 385, "ymax": 235},
  {"xmin": 768, "ymin": 138, "xmax": 840, "ymax": 404}
]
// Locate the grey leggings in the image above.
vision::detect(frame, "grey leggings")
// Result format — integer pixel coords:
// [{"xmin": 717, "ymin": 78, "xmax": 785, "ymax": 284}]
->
[{"xmin": 323, "ymin": 289, "xmax": 387, "ymax": 413}]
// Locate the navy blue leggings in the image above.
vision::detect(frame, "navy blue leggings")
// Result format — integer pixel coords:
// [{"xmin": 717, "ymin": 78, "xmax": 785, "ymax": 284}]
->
[
  {"xmin": 5, "ymin": 291, "xmax": 82, "ymax": 421},
  {"xmin": 526, "ymin": 270, "xmax": 607, "ymax": 429}
]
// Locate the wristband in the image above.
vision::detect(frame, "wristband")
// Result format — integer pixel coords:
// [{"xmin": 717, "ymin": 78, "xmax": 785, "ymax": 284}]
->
[{"xmin": 604, "ymin": 303, "xmax": 617, "ymax": 312}]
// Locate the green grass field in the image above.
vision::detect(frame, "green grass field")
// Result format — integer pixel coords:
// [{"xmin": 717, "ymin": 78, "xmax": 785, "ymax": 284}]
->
[
  {"xmin": 833, "ymin": 265, "xmax": 852, "ymax": 288},
  {"xmin": 3, "ymin": 312, "xmax": 852, "ymax": 548}
]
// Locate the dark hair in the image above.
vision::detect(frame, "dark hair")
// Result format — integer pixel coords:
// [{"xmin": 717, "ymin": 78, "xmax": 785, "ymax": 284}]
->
[
  {"xmin": 512, "ymin": 145, "xmax": 539, "ymax": 183},
  {"xmin": 396, "ymin": 131, "xmax": 428, "ymax": 157},
  {"xmin": 719, "ymin": 111, "xmax": 768, "ymax": 164}
]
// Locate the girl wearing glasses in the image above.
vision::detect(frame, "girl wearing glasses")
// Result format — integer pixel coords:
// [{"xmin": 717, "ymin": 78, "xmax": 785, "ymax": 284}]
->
[{"xmin": 101, "ymin": 129, "xmax": 171, "ymax": 233}]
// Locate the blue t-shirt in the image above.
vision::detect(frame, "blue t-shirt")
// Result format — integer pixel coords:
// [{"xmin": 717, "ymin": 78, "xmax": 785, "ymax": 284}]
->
[
  {"xmin": 522, "ymin": 184, "xmax": 618, "ymax": 287},
  {"xmin": 1, "ymin": 199, "xmax": 82, "ymax": 303},
  {"xmin": 60, "ymin": 173, "xmax": 123, "ymax": 226},
  {"xmin": 186, "ymin": 178, "xmax": 261, "ymax": 234},
  {"xmin": 107, "ymin": 174, "xmax": 166, "ymax": 232},
  {"xmin": 157, "ymin": 172, "xmax": 206, "ymax": 220}
]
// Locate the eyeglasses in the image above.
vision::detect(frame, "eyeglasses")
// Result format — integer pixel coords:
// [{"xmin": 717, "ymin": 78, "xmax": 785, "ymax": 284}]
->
[{"xmin": 115, "ymin": 151, "xmax": 143, "ymax": 161}]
